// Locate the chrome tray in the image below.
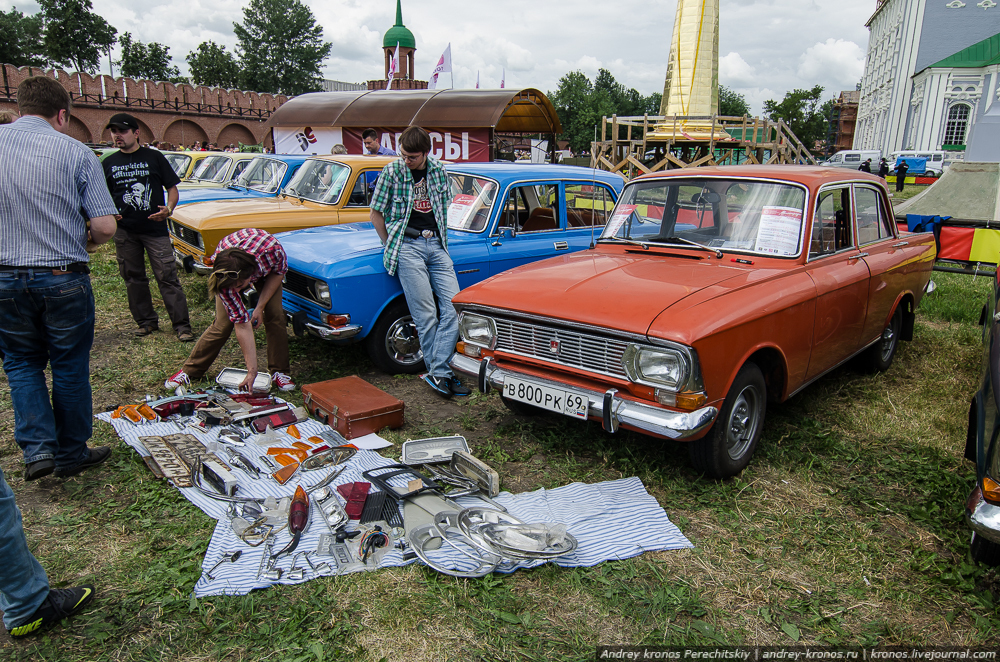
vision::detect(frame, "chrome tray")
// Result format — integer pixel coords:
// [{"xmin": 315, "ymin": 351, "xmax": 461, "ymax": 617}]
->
[
  {"xmin": 215, "ymin": 367, "xmax": 271, "ymax": 392},
  {"xmin": 401, "ymin": 436, "xmax": 470, "ymax": 465}
]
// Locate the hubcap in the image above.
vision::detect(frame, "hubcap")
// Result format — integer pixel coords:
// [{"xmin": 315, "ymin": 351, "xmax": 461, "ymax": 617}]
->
[
  {"xmin": 384, "ymin": 316, "xmax": 422, "ymax": 366},
  {"xmin": 726, "ymin": 385, "xmax": 761, "ymax": 461},
  {"xmin": 880, "ymin": 322, "xmax": 897, "ymax": 362}
]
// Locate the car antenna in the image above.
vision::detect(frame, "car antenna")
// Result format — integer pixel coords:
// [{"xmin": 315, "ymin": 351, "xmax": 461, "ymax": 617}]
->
[{"xmin": 589, "ymin": 126, "xmax": 599, "ymax": 250}]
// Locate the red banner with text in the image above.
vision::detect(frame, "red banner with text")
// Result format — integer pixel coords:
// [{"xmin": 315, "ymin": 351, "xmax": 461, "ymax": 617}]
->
[{"xmin": 341, "ymin": 127, "xmax": 491, "ymax": 162}]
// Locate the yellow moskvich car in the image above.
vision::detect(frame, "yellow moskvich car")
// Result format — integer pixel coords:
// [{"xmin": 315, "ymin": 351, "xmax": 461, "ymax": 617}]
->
[{"xmin": 168, "ymin": 155, "xmax": 394, "ymax": 274}]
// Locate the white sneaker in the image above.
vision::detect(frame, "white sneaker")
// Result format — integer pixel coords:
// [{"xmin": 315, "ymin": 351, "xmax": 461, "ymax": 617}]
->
[
  {"xmin": 273, "ymin": 372, "xmax": 296, "ymax": 391},
  {"xmin": 164, "ymin": 369, "xmax": 191, "ymax": 390}
]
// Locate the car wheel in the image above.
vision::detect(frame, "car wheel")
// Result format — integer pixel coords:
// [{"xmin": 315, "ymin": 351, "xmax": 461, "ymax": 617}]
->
[
  {"xmin": 971, "ymin": 532, "xmax": 1000, "ymax": 566},
  {"xmin": 365, "ymin": 299, "xmax": 425, "ymax": 375},
  {"xmin": 865, "ymin": 306, "xmax": 902, "ymax": 373},
  {"xmin": 689, "ymin": 362, "xmax": 766, "ymax": 479}
]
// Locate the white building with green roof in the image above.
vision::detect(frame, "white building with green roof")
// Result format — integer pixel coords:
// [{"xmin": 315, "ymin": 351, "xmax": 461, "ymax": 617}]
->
[{"xmin": 855, "ymin": 0, "xmax": 1000, "ymax": 158}]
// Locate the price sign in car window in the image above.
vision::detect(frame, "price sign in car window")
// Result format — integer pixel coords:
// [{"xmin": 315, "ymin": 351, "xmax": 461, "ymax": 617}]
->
[
  {"xmin": 447, "ymin": 194, "xmax": 477, "ymax": 228},
  {"xmin": 605, "ymin": 204, "xmax": 636, "ymax": 237},
  {"xmin": 754, "ymin": 206, "xmax": 802, "ymax": 256}
]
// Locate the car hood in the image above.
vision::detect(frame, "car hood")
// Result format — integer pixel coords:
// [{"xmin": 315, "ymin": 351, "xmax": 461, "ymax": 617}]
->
[
  {"xmin": 279, "ymin": 223, "xmax": 384, "ymax": 276},
  {"xmin": 454, "ymin": 248, "xmax": 747, "ymax": 337},
  {"xmin": 171, "ymin": 196, "xmax": 334, "ymax": 229},
  {"xmin": 178, "ymin": 187, "xmax": 268, "ymax": 205}
]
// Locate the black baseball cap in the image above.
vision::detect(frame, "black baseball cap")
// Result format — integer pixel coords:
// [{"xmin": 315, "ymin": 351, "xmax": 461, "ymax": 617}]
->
[{"xmin": 106, "ymin": 113, "xmax": 139, "ymax": 131}]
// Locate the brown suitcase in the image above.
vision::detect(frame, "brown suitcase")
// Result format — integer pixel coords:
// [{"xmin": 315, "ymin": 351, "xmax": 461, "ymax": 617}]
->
[{"xmin": 302, "ymin": 376, "xmax": 404, "ymax": 439}]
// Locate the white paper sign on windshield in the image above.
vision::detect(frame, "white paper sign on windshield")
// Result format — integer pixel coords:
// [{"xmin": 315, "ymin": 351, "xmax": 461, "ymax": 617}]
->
[
  {"xmin": 605, "ymin": 204, "xmax": 636, "ymax": 236},
  {"xmin": 447, "ymin": 194, "xmax": 477, "ymax": 228},
  {"xmin": 754, "ymin": 206, "xmax": 802, "ymax": 256}
]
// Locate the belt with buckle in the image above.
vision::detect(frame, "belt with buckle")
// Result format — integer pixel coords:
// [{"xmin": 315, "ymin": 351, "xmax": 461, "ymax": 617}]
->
[
  {"xmin": 404, "ymin": 228, "xmax": 437, "ymax": 239},
  {"xmin": 0, "ymin": 262, "xmax": 90, "ymax": 275}
]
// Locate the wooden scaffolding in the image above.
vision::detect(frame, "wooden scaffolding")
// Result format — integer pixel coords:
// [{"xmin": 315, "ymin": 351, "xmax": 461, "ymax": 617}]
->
[{"xmin": 591, "ymin": 114, "xmax": 818, "ymax": 179}]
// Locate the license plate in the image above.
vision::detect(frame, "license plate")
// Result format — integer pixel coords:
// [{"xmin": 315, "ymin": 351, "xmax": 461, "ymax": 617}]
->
[{"xmin": 503, "ymin": 376, "xmax": 588, "ymax": 419}]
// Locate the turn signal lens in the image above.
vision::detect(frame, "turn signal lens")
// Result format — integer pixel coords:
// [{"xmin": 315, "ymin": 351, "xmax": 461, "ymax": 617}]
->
[
  {"xmin": 325, "ymin": 314, "xmax": 350, "ymax": 327},
  {"xmin": 457, "ymin": 341, "xmax": 481, "ymax": 358},
  {"xmin": 983, "ymin": 476, "xmax": 1000, "ymax": 504},
  {"xmin": 675, "ymin": 392, "xmax": 708, "ymax": 410}
]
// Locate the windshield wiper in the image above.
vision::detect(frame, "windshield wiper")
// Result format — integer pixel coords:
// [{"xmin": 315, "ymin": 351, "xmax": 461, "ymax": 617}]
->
[
  {"xmin": 598, "ymin": 235, "xmax": 723, "ymax": 258},
  {"xmin": 660, "ymin": 236, "xmax": 723, "ymax": 258}
]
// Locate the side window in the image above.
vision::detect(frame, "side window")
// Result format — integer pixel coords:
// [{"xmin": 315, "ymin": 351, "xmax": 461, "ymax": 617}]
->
[
  {"xmin": 231, "ymin": 161, "xmax": 249, "ymax": 180},
  {"xmin": 845, "ymin": 153, "xmax": 860, "ymax": 163},
  {"xmin": 565, "ymin": 183, "xmax": 613, "ymax": 228},
  {"xmin": 855, "ymin": 186, "xmax": 892, "ymax": 244},
  {"xmin": 810, "ymin": 187, "xmax": 853, "ymax": 258},
  {"xmin": 345, "ymin": 170, "xmax": 381, "ymax": 207},
  {"xmin": 503, "ymin": 184, "xmax": 559, "ymax": 233}
]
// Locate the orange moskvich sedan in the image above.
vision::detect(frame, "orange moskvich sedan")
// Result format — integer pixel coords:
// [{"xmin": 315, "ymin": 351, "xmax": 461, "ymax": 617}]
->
[{"xmin": 449, "ymin": 165, "xmax": 936, "ymax": 478}]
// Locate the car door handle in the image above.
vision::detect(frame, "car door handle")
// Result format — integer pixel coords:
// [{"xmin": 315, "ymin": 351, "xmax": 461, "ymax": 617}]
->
[
  {"xmin": 849, "ymin": 252, "xmax": 869, "ymax": 261},
  {"xmin": 892, "ymin": 241, "xmax": 909, "ymax": 248},
  {"xmin": 554, "ymin": 241, "xmax": 569, "ymax": 250}
]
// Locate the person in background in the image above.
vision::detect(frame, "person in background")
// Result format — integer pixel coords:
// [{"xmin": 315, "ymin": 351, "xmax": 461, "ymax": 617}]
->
[
  {"xmin": 330, "ymin": 144, "xmax": 348, "ymax": 155},
  {"xmin": 102, "ymin": 112, "xmax": 193, "ymax": 342},
  {"xmin": 895, "ymin": 159, "xmax": 909, "ymax": 193},
  {"xmin": 362, "ymin": 128, "xmax": 396, "ymax": 156},
  {"xmin": 369, "ymin": 126, "xmax": 470, "ymax": 398},
  {"xmin": 858, "ymin": 158, "xmax": 872, "ymax": 173},
  {"xmin": 165, "ymin": 228, "xmax": 295, "ymax": 393},
  {"xmin": 0, "ymin": 110, "xmax": 18, "ymax": 124},
  {"xmin": 878, "ymin": 157, "xmax": 889, "ymax": 180},
  {"xmin": 0, "ymin": 75, "xmax": 117, "ymax": 480}
]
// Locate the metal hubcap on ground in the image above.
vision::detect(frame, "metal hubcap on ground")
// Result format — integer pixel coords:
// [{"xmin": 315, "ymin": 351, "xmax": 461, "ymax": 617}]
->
[
  {"xmin": 385, "ymin": 316, "xmax": 422, "ymax": 366},
  {"xmin": 726, "ymin": 385, "xmax": 761, "ymax": 461}
]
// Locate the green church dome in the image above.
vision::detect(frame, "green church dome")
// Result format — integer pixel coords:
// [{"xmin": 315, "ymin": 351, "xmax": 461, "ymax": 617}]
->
[{"xmin": 383, "ymin": 0, "xmax": 415, "ymax": 49}]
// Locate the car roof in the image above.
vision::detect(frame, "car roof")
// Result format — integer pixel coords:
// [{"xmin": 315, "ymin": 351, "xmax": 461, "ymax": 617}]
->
[
  {"xmin": 445, "ymin": 161, "xmax": 625, "ymax": 187},
  {"xmin": 631, "ymin": 164, "xmax": 886, "ymax": 187}
]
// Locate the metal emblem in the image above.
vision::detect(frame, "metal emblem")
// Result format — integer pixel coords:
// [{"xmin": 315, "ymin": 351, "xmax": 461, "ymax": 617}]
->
[{"xmin": 549, "ymin": 339, "xmax": 560, "ymax": 354}]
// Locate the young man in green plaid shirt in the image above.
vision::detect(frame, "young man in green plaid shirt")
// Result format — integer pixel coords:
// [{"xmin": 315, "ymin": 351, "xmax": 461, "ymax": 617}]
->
[{"xmin": 370, "ymin": 126, "xmax": 471, "ymax": 397}]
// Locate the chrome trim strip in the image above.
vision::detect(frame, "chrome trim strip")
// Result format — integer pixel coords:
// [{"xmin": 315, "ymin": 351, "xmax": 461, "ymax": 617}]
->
[
  {"xmin": 449, "ymin": 353, "xmax": 717, "ymax": 440},
  {"xmin": 967, "ymin": 488, "xmax": 1000, "ymax": 544}
]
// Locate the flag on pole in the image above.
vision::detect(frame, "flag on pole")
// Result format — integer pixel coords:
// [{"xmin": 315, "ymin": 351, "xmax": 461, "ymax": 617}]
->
[
  {"xmin": 428, "ymin": 43, "xmax": 452, "ymax": 90},
  {"xmin": 500, "ymin": 68, "xmax": 505, "ymax": 89},
  {"xmin": 387, "ymin": 42, "xmax": 400, "ymax": 81},
  {"xmin": 476, "ymin": 70, "xmax": 480, "ymax": 89}
]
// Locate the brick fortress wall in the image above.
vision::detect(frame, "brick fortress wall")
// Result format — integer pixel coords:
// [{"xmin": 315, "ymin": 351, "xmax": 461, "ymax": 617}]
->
[{"xmin": 0, "ymin": 64, "xmax": 289, "ymax": 149}]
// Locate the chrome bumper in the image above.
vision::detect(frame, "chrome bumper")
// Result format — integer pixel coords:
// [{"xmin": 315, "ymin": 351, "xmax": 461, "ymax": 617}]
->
[
  {"xmin": 174, "ymin": 250, "xmax": 212, "ymax": 275},
  {"xmin": 967, "ymin": 488, "xmax": 1000, "ymax": 545},
  {"xmin": 285, "ymin": 312, "xmax": 362, "ymax": 340},
  {"xmin": 450, "ymin": 353, "xmax": 718, "ymax": 440}
]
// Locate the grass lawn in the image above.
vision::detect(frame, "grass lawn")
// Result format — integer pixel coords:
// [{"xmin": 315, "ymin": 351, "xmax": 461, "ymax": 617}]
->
[{"xmin": 1, "ymin": 242, "xmax": 999, "ymax": 660}]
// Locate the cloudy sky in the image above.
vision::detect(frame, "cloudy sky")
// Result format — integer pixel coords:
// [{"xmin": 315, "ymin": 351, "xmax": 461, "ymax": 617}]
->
[{"xmin": 4, "ymin": 0, "xmax": 875, "ymax": 114}]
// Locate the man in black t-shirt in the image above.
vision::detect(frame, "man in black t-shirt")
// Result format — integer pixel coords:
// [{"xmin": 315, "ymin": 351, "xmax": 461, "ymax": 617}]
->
[{"xmin": 102, "ymin": 113, "xmax": 193, "ymax": 341}]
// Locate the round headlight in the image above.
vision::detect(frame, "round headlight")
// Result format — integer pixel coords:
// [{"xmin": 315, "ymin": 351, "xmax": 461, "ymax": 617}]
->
[{"xmin": 459, "ymin": 313, "xmax": 497, "ymax": 348}]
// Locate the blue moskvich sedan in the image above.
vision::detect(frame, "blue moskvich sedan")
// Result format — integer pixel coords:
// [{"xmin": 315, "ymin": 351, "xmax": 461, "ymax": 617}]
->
[
  {"xmin": 176, "ymin": 155, "xmax": 310, "ymax": 206},
  {"xmin": 278, "ymin": 162, "xmax": 625, "ymax": 374}
]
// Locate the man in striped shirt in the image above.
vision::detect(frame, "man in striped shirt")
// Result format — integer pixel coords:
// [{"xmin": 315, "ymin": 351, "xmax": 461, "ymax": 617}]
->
[
  {"xmin": 165, "ymin": 228, "xmax": 295, "ymax": 392},
  {"xmin": 0, "ymin": 75, "xmax": 115, "ymax": 638}
]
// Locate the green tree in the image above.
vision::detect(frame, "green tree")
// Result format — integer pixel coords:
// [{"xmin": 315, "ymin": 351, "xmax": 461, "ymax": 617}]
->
[
  {"xmin": 719, "ymin": 85, "xmax": 750, "ymax": 117},
  {"xmin": 233, "ymin": 0, "xmax": 331, "ymax": 95},
  {"xmin": 186, "ymin": 41, "xmax": 240, "ymax": 89},
  {"xmin": 763, "ymin": 85, "xmax": 827, "ymax": 148},
  {"xmin": 39, "ymin": 0, "xmax": 116, "ymax": 73},
  {"xmin": 549, "ymin": 71, "xmax": 598, "ymax": 153},
  {"xmin": 117, "ymin": 32, "xmax": 180, "ymax": 81},
  {"xmin": 0, "ymin": 8, "xmax": 49, "ymax": 68}
]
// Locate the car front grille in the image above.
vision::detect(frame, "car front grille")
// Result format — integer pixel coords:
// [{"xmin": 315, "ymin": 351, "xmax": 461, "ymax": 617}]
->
[
  {"xmin": 168, "ymin": 220, "xmax": 202, "ymax": 249},
  {"xmin": 493, "ymin": 317, "xmax": 630, "ymax": 379},
  {"xmin": 283, "ymin": 269, "xmax": 320, "ymax": 305}
]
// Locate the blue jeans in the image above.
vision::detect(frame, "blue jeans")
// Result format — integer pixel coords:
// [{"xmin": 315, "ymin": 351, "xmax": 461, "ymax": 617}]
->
[
  {"xmin": 396, "ymin": 237, "xmax": 460, "ymax": 378},
  {"xmin": 0, "ymin": 465, "xmax": 49, "ymax": 629},
  {"xmin": 0, "ymin": 270, "xmax": 95, "ymax": 468}
]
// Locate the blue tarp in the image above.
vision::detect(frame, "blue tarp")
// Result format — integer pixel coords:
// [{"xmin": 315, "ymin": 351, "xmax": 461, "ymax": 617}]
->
[{"xmin": 896, "ymin": 156, "xmax": 929, "ymax": 175}]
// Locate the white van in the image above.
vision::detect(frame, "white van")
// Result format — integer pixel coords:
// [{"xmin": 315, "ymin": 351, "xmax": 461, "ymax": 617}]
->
[
  {"xmin": 888, "ymin": 150, "xmax": 948, "ymax": 177},
  {"xmin": 821, "ymin": 150, "xmax": 881, "ymax": 169}
]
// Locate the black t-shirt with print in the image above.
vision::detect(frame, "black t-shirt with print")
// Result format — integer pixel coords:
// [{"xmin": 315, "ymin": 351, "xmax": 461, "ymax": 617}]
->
[
  {"xmin": 407, "ymin": 167, "xmax": 437, "ymax": 232},
  {"xmin": 102, "ymin": 146, "xmax": 182, "ymax": 236}
]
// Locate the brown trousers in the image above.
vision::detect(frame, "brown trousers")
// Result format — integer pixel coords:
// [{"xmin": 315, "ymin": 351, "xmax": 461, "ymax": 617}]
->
[
  {"xmin": 114, "ymin": 229, "xmax": 191, "ymax": 333},
  {"xmin": 183, "ymin": 284, "xmax": 289, "ymax": 380}
]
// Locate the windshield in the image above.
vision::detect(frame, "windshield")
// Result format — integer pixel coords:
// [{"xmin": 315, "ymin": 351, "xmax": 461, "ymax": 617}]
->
[
  {"xmin": 191, "ymin": 156, "xmax": 233, "ymax": 182},
  {"xmin": 283, "ymin": 159, "xmax": 351, "ymax": 204},
  {"xmin": 165, "ymin": 153, "xmax": 191, "ymax": 178},
  {"xmin": 235, "ymin": 157, "xmax": 287, "ymax": 193},
  {"xmin": 446, "ymin": 173, "xmax": 497, "ymax": 232},
  {"xmin": 601, "ymin": 178, "xmax": 807, "ymax": 258}
]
